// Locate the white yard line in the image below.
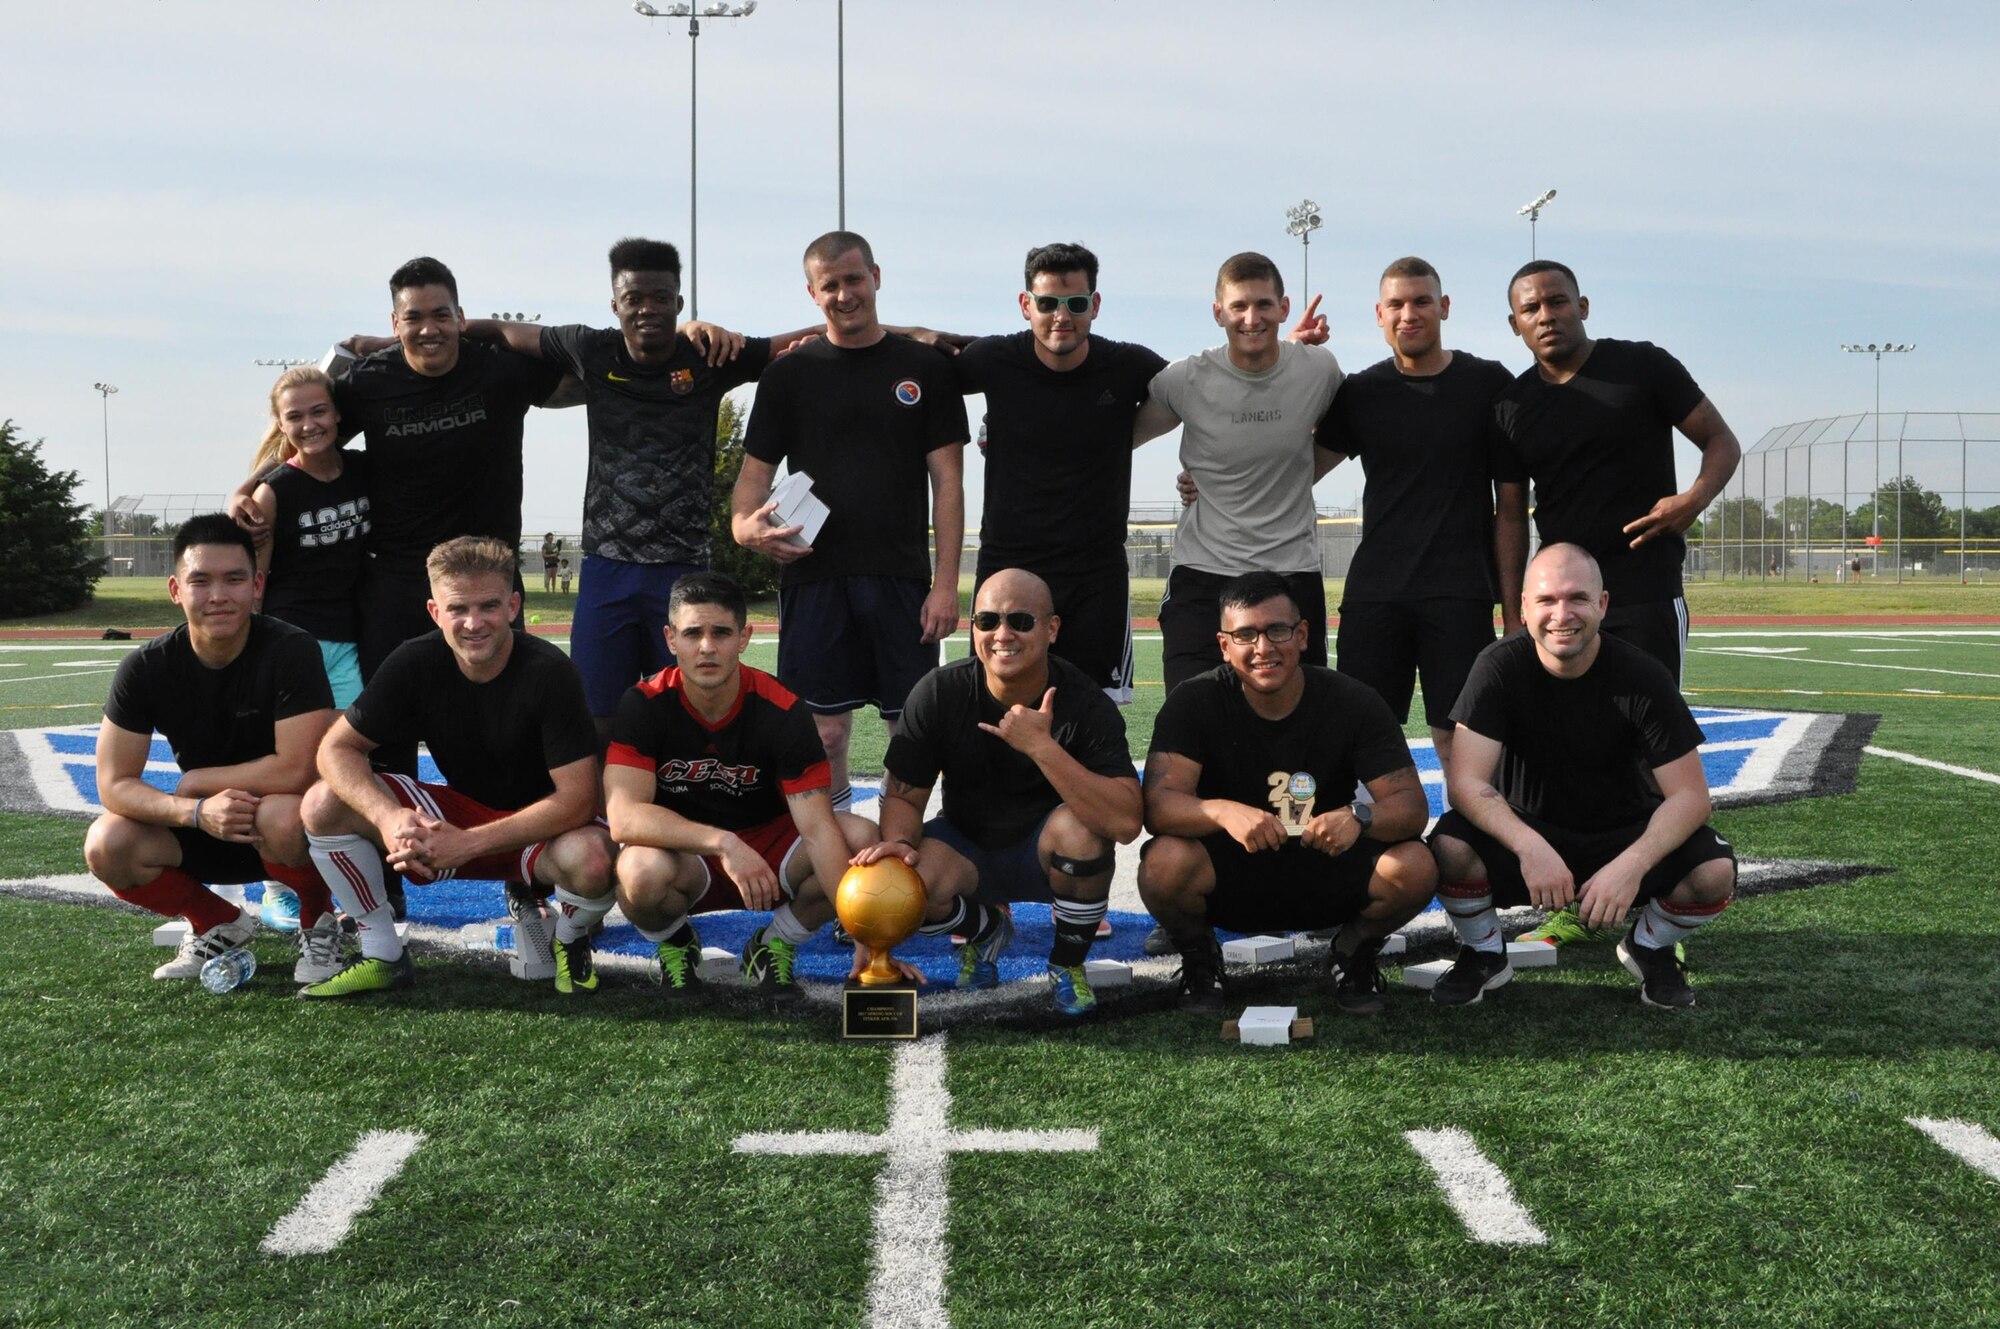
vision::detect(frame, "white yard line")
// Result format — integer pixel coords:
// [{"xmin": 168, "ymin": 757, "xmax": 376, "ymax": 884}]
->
[
  {"xmin": 1864, "ymin": 746, "xmax": 2000, "ymax": 788},
  {"xmin": 1691, "ymin": 650, "xmax": 2000, "ymax": 683},
  {"xmin": 0, "ymin": 668, "xmax": 118, "ymax": 687},
  {"xmin": 1402, "ymin": 1127, "xmax": 1548, "ymax": 1247},
  {"xmin": 1907, "ymin": 1117, "xmax": 2000, "ymax": 1184},
  {"xmin": 260, "ymin": 1130, "xmax": 426, "ymax": 1256}
]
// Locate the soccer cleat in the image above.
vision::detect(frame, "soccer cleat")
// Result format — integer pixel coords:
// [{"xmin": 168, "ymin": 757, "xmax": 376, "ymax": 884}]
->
[
  {"xmin": 1046, "ymin": 963, "xmax": 1097, "ymax": 1017},
  {"xmin": 656, "ymin": 925, "xmax": 704, "ymax": 994},
  {"xmin": 298, "ymin": 953, "xmax": 415, "ymax": 999},
  {"xmin": 259, "ymin": 884, "xmax": 302, "ymax": 933},
  {"xmin": 553, "ymin": 935, "xmax": 599, "ymax": 995},
  {"xmin": 292, "ymin": 912, "xmax": 347, "ymax": 984},
  {"xmin": 1519, "ymin": 905, "xmax": 1613, "ymax": 948},
  {"xmin": 1175, "ymin": 933, "xmax": 1226, "ymax": 1013},
  {"xmin": 1095, "ymin": 917, "xmax": 1114, "ymax": 940},
  {"xmin": 1618, "ymin": 930, "xmax": 1697, "ymax": 1009},
  {"xmin": 1431, "ymin": 945, "xmax": 1513, "ymax": 1006},
  {"xmin": 955, "ymin": 908, "xmax": 1016, "ymax": 990},
  {"xmin": 741, "ymin": 925, "xmax": 801, "ymax": 994},
  {"xmin": 153, "ymin": 908, "xmax": 258, "ymax": 980},
  {"xmin": 1142, "ymin": 924, "xmax": 1175, "ymax": 957},
  {"xmin": 1326, "ymin": 941, "xmax": 1387, "ymax": 1017}
]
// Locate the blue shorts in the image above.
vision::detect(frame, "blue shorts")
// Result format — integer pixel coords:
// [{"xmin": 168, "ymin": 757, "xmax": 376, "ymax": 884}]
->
[
  {"xmin": 777, "ymin": 576, "xmax": 937, "ymax": 718},
  {"xmin": 318, "ymin": 640, "xmax": 363, "ymax": 710},
  {"xmin": 924, "ymin": 812, "xmax": 1054, "ymax": 905},
  {"xmin": 573, "ymin": 554, "xmax": 703, "ymax": 718}
]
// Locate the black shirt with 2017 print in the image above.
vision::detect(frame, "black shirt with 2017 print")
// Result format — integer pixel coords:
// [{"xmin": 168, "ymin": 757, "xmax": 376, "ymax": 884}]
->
[
  {"xmin": 951, "ymin": 331, "xmax": 1167, "ymax": 579},
  {"xmin": 257, "ymin": 449, "xmax": 370, "ymax": 642},
  {"xmin": 1451, "ymin": 631, "xmax": 1706, "ymax": 833},
  {"xmin": 330, "ymin": 341, "xmax": 563, "ymax": 564},
  {"xmin": 742, "ymin": 334, "xmax": 967, "ymax": 588},
  {"xmin": 539, "ymin": 323, "xmax": 773, "ymax": 567},
  {"xmin": 103, "ymin": 617, "xmax": 333, "ymax": 772},
  {"xmin": 1490, "ymin": 338, "xmax": 1706, "ymax": 605},
  {"xmin": 1314, "ymin": 351, "xmax": 1515, "ymax": 603},
  {"xmin": 345, "ymin": 631, "xmax": 598, "ymax": 813}
]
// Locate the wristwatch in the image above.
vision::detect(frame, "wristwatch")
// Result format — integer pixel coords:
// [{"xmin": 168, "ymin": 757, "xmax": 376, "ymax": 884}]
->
[{"xmin": 1347, "ymin": 800, "xmax": 1373, "ymax": 832}]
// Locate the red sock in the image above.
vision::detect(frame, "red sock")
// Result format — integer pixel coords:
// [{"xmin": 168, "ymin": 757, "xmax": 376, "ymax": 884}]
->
[
  {"xmin": 112, "ymin": 866, "xmax": 238, "ymax": 933},
  {"xmin": 262, "ymin": 860, "xmax": 333, "ymax": 923}
]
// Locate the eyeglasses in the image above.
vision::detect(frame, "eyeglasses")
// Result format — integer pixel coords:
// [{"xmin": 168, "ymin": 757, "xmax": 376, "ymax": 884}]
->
[
  {"xmin": 1223, "ymin": 620, "xmax": 1303, "ymax": 646},
  {"xmin": 1025, "ymin": 293, "xmax": 1094, "ymax": 315},
  {"xmin": 972, "ymin": 610, "xmax": 1041, "ymax": 633}
]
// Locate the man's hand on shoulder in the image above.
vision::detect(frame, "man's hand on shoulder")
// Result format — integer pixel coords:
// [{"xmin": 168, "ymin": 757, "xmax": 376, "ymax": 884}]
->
[
  {"xmin": 228, "ymin": 492, "xmax": 271, "ymax": 545},
  {"xmin": 680, "ymin": 320, "xmax": 747, "ymax": 367},
  {"xmin": 340, "ymin": 334, "xmax": 396, "ymax": 357}
]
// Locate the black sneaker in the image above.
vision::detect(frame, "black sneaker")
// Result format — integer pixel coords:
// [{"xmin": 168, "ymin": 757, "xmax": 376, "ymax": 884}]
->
[
  {"xmin": 1327, "ymin": 940, "xmax": 1387, "ymax": 1016},
  {"xmin": 1175, "ymin": 933, "xmax": 1226, "ymax": 1013},
  {"xmin": 1617, "ymin": 930, "xmax": 1696, "ymax": 1008},
  {"xmin": 1431, "ymin": 945, "xmax": 1513, "ymax": 1006}
]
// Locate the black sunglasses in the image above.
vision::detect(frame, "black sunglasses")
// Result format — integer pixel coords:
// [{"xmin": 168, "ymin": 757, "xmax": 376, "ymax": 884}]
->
[{"xmin": 972, "ymin": 610, "xmax": 1041, "ymax": 633}]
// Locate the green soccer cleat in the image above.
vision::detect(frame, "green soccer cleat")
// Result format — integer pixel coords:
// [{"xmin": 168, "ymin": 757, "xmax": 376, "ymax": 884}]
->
[
  {"xmin": 1046, "ymin": 963, "xmax": 1097, "ymax": 1017},
  {"xmin": 553, "ymin": 935, "xmax": 599, "ymax": 995},
  {"xmin": 1518, "ymin": 905, "xmax": 1614, "ymax": 948},
  {"xmin": 298, "ymin": 953, "xmax": 415, "ymax": 999},
  {"xmin": 656, "ymin": 925, "xmax": 704, "ymax": 994},
  {"xmin": 740, "ymin": 925, "xmax": 801, "ymax": 993}
]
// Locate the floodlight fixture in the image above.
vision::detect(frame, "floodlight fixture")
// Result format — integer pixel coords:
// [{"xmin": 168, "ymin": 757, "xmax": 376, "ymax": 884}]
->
[
  {"xmin": 1517, "ymin": 189, "xmax": 1557, "ymax": 257},
  {"xmin": 1841, "ymin": 341, "xmax": 1917, "ymax": 581},
  {"xmin": 1283, "ymin": 199, "xmax": 1323, "ymax": 298},
  {"xmin": 92, "ymin": 382, "xmax": 119, "ymax": 522}
]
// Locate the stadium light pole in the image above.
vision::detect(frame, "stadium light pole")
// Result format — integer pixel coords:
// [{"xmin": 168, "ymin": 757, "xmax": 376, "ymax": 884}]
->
[
  {"xmin": 1517, "ymin": 189, "xmax": 1557, "ymax": 258},
  {"xmin": 634, "ymin": 0, "xmax": 759, "ymax": 320},
  {"xmin": 1842, "ymin": 342, "xmax": 1915, "ymax": 581},
  {"xmin": 92, "ymin": 382, "xmax": 118, "ymax": 531},
  {"xmin": 1283, "ymin": 200, "xmax": 1322, "ymax": 300},
  {"xmin": 837, "ymin": 0, "xmax": 845, "ymax": 227}
]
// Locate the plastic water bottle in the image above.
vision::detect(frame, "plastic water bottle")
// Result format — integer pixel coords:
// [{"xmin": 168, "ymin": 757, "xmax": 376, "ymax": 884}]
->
[{"xmin": 199, "ymin": 948, "xmax": 257, "ymax": 994}]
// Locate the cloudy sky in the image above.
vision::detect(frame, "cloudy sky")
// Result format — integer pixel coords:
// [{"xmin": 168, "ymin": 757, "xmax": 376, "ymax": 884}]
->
[{"xmin": 6, "ymin": 0, "xmax": 1997, "ymax": 536}]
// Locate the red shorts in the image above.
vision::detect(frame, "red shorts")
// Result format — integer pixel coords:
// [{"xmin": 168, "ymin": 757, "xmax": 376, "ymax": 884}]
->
[
  {"xmin": 380, "ymin": 774, "xmax": 556, "ymax": 885},
  {"xmin": 694, "ymin": 816, "xmax": 804, "ymax": 912}
]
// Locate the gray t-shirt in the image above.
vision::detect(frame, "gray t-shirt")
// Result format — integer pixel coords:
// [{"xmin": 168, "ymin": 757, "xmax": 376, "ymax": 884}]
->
[{"xmin": 1146, "ymin": 342, "xmax": 1343, "ymax": 574}]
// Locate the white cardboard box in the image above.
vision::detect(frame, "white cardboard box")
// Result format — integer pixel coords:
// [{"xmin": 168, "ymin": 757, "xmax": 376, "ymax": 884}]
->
[
  {"xmin": 1507, "ymin": 940, "xmax": 1559, "ymax": 969},
  {"xmin": 1400, "ymin": 959, "xmax": 1454, "ymax": 990},
  {"xmin": 1222, "ymin": 935, "xmax": 1295, "ymax": 965},
  {"xmin": 698, "ymin": 946, "xmax": 739, "ymax": 984},
  {"xmin": 1237, "ymin": 1006, "xmax": 1299, "ymax": 1046},
  {"xmin": 1083, "ymin": 959, "xmax": 1132, "ymax": 989}
]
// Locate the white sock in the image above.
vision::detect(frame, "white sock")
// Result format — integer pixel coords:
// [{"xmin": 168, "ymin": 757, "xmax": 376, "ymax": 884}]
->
[
  {"xmin": 827, "ymin": 783, "xmax": 853, "ymax": 812},
  {"xmin": 308, "ymin": 832, "xmax": 402, "ymax": 961},
  {"xmin": 635, "ymin": 915, "xmax": 690, "ymax": 945},
  {"xmin": 552, "ymin": 885, "xmax": 615, "ymax": 943},
  {"xmin": 1634, "ymin": 896, "xmax": 1729, "ymax": 949},
  {"xmin": 1441, "ymin": 878, "xmax": 1502, "ymax": 954},
  {"xmin": 769, "ymin": 902, "xmax": 814, "ymax": 944}
]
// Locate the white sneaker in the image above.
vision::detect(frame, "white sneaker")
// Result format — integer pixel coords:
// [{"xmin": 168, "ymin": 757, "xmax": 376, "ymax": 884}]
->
[
  {"xmin": 152, "ymin": 908, "xmax": 258, "ymax": 980},
  {"xmin": 293, "ymin": 912, "xmax": 347, "ymax": 984}
]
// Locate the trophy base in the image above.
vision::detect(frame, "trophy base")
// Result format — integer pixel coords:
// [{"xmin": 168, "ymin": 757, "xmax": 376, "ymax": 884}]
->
[{"xmin": 842, "ymin": 978, "xmax": 919, "ymax": 1040}]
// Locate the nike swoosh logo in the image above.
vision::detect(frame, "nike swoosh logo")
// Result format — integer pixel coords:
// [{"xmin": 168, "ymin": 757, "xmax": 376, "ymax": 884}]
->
[{"xmin": 607, "ymin": 372, "xmax": 631, "ymax": 382}]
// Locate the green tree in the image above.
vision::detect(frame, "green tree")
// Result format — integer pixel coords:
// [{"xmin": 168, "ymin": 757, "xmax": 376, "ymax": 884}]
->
[
  {"xmin": 1962, "ymin": 505, "xmax": 2000, "ymax": 540},
  {"xmin": 0, "ymin": 420, "xmax": 103, "ymax": 616},
  {"xmin": 1852, "ymin": 475, "xmax": 1952, "ymax": 545},
  {"xmin": 707, "ymin": 396, "xmax": 779, "ymax": 597}
]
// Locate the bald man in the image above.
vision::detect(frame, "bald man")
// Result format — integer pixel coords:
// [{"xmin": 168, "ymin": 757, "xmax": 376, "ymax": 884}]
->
[
  {"xmin": 1427, "ymin": 543, "xmax": 1737, "ymax": 1009},
  {"xmin": 852, "ymin": 569, "xmax": 1143, "ymax": 1016}
]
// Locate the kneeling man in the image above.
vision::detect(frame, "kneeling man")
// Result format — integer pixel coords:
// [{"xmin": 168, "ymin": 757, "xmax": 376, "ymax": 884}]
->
[
  {"xmin": 1139, "ymin": 571, "xmax": 1436, "ymax": 1016},
  {"xmin": 605, "ymin": 573, "xmax": 875, "ymax": 994},
  {"xmin": 84, "ymin": 515, "xmax": 339, "ymax": 982},
  {"xmin": 300, "ymin": 537, "xmax": 614, "ymax": 997},
  {"xmin": 855, "ymin": 568, "xmax": 1142, "ymax": 1016},
  {"xmin": 1429, "ymin": 543, "xmax": 1735, "ymax": 1008}
]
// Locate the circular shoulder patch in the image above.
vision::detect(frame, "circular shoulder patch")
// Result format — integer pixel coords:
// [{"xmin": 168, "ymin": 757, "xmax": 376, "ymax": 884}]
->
[{"xmin": 893, "ymin": 379, "xmax": 922, "ymax": 406}]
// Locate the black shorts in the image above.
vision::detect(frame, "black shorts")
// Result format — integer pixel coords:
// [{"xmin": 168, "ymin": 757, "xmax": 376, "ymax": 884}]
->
[
  {"xmin": 1429, "ymin": 808, "xmax": 1735, "ymax": 908},
  {"xmin": 1145, "ymin": 833, "xmax": 1387, "ymax": 933},
  {"xmin": 1335, "ymin": 597, "xmax": 1495, "ymax": 728},
  {"xmin": 975, "ymin": 560, "xmax": 1133, "ymax": 703},
  {"xmin": 1159, "ymin": 566, "xmax": 1327, "ymax": 694},
  {"xmin": 171, "ymin": 827, "xmax": 268, "ymax": 887},
  {"xmin": 777, "ymin": 575, "xmax": 937, "ymax": 719},
  {"xmin": 1603, "ymin": 597, "xmax": 1687, "ymax": 687}
]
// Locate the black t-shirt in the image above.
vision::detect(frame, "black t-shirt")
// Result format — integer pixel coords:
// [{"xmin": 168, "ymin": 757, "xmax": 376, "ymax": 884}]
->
[
  {"xmin": 103, "ymin": 618, "xmax": 332, "ymax": 772},
  {"xmin": 604, "ymin": 664, "xmax": 830, "ymax": 831},
  {"xmin": 259, "ymin": 450, "xmax": 371, "ymax": 641},
  {"xmin": 885, "ymin": 655, "xmax": 1133, "ymax": 850},
  {"xmin": 347, "ymin": 631, "xmax": 598, "ymax": 812},
  {"xmin": 1148, "ymin": 664, "xmax": 1413, "ymax": 817},
  {"xmin": 1316, "ymin": 352, "xmax": 1515, "ymax": 602},
  {"xmin": 331, "ymin": 342, "xmax": 563, "ymax": 565},
  {"xmin": 742, "ymin": 334, "xmax": 968, "ymax": 587},
  {"xmin": 540, "ymin": 324, "xmax": 772, "ymax": 566},
  {"xmin": 1451, "ymin": 631, "xmax": 1706, "ymax": 832},
  {"xmin": 953, "ymin": 331, "xmax": 1168, "ymax": 577},
  {"xmin": 1491, "ymin": 339, "xmax": 1705, "ymax": 604}
]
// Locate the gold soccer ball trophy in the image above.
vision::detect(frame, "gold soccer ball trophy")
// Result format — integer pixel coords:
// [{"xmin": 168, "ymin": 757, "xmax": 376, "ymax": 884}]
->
[{"xmin": 835, "ymin": 858, "xmax": 927, "ymax": 986}]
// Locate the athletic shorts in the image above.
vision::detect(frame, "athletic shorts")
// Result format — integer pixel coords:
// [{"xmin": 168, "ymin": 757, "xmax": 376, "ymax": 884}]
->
[
  {"xmin": 1429, "ymin": 808, "xmax": 1735, "ymax": 909},
  {"xmin": 378, "ymin": 774, "xmax": 562, "ymax": 885},
  {"xmin": 777, "ymin": 576, "xmax": 937, "ymax": 719},
  {"xmin": 318, "ymin": 640, "xmax": 363, "ymax": 711},
  {"xmin": 1159, "ymin": 566, "xmax": 1327, "ymax": 695},
  {"xmin": 1144, "ymin": 833, "xmax": 1388, "ymax": 933},
  {"xmin": 691, "ymin": 815, "xmax": 804, "ymax": 913},
  {"xmin": 924, "ymin": 812, "xmax": 1055, "ymax": 905},
  {"xmin": 572, "ymin": 554, "xmax": 702, "ymax": 718},
  {"xmin": 975, "ymin": 560, "xmax": 1134, "ymax": 703},
  {"xmin": 1335, "ymin": 597, "xmax": 1495, "ymax": 728},
  {"xmin": 1603, "ymin": 597, "xmax": 1688, "ymax": 687},
  {"xmin": 169, "ymin": 826, "xmax": 271, "ymax": 887}
]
